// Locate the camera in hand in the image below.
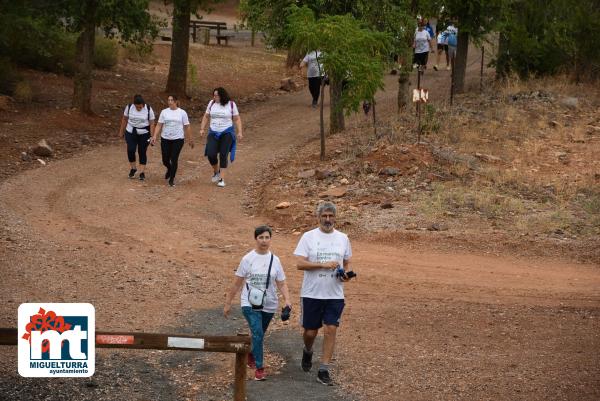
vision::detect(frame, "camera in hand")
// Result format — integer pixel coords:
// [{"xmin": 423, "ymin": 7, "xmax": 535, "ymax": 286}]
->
[
  {"xmin": 281, "ymin": 305, "xmax": 291, "ymax": 321},
  {"xmin": 345, "ymin": 270, "xmax": 357, "ymax": 279},
  {"xmin": 335, "ymin": 266, "xmax": 357, "ymax": 280}
]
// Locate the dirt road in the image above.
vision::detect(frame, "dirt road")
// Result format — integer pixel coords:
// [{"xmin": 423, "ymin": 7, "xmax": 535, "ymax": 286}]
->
[{"xmin": 1, "ymin": 71, "xmax": 599, "ymax": 401}]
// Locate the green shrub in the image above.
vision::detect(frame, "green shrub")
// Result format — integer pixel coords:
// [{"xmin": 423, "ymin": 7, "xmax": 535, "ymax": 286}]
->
[
  {"xmin": 123, "ymin": 40, "xmax": 154, "ymax": 63},
  {"xmin": 11, "ymin": 30, "xmax": 77, "ymax": 75},
  {"xmin": 94, "ymin": 37, "xmax": 119, "ymax": 69},
  {"xmin": 13, "ymin": 81, "xmax": 33, "ymax": 102},
  {"xmin": 0, "ymin": 57, "xmax": 22, "ymax": 95}
]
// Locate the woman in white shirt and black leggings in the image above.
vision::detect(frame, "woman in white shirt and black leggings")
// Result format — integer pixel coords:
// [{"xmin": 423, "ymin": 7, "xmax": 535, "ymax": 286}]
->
[
  {"xmin": 118, "ymin": 94, "xmax": 155, "ymax": 181},
  {"xmin": 199, "ymin": 87, "xmax": 243, "ymax": 188},
  {"xmin": 151, "ymin": 95, "xmax": 194, "ymax": 187}
]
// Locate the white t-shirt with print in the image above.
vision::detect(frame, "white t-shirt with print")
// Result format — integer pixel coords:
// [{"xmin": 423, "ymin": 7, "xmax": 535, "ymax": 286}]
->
[
  {"xmin": 206, "ymin": 101, "xmax": 239, "ymax": 133},
  {"xmin": 158, "ymin": 108, "xmax": 190, "ymax": 140},
  {"xmin": 124, "ymin": 105, "xmax": 155, "ymax": 135},
  {"xmin": 294, "ymin": 228, "xmax": 352, "ymax": 300},
  {"xmin": 303, "ymin": 51, "xmax": 324, "ymax": 78},
  {"xmin": 236, "ymin": 251, "xmax": 286, "ymax": 313},
  {"xmin": 414, "ymin": 30, "xmax": 432, "ymax": 54},
  {"xmin": 437, "ymin": 32, "xmax": 447, "ymax": 45}
]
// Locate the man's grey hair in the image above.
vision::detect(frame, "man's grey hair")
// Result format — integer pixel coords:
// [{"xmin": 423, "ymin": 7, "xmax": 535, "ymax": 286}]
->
[{"xmin": 316, "ymin": 201, "xmax": 337, "ymax": 217}]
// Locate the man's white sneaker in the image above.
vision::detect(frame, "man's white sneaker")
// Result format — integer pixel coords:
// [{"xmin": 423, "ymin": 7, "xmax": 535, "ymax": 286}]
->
[
  {"xmin": 217, "ymin": 179, "xmax": 226, "ymax": 187},
  {"xmin": 211, "ymin": 171, "xmax": 221, "ymax": 183}
]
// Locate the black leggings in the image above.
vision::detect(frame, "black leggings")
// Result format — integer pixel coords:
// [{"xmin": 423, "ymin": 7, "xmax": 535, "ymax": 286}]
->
[
  {"xmin": 206, "ymin": 133, "xmax": 233, "ymax": 169},
  {"xmin": 125, "ymin": 131, "xmax": 150, "ymax": 164},
  {"xmin": 160, "ymin": 138, "xmax": 184, "ymax": 180},
  {"xmin": 308, "ymin": 76, "xmax": 322, "ymax": 103}
]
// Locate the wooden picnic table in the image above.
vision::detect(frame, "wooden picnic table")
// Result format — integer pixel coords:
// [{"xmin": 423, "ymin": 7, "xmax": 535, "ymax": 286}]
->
[{"xmin": 190, "ymin": 20, "xmax": 233, "ymax": 45}]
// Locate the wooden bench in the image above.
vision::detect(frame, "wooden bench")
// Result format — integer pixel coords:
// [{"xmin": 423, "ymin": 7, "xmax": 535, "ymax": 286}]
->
[{"xmin": 189, "ymin": 20, "xmax": 233, "ymax": 45}]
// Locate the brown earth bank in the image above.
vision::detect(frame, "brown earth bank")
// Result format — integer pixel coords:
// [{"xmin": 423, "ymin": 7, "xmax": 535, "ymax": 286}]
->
[{"xmin": 1, "ymin": 36, "xmax": 599, "ymax": 401}]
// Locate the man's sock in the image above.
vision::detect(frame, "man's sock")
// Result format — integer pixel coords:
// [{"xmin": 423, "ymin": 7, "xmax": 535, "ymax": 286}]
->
[
  {"xmin": 319, "ymin": 363, "xmax": 329, "ymax": 372},
  {"xmin": 304, "ymin": 346, "xmax": 312, "ymax": 354}
]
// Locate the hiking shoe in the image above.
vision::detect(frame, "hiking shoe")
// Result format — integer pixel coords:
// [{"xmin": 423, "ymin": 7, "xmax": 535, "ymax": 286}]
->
[
  {"xmin": 217, "ymin": 179, "xmax": 225, "ymax": 187},
  {"xmin": 168, "ymin": 178, "xmax": 175, "ymax": 187},
  {"xmin": 317, "ymin": 369, "xmax": 333, "ymax": 386},
  {"xmin": 247, "ymin": 353, "xmax": 256, "ymax": 369},
  {"xmin": 165, "ymin": 169, "xmax": 171, "ymax": 179},
  {"xmin": 128, "ymin": 168, "xmax": 137, "ymax": 178},
  {"xmin": 433, "ymin": 64, "xmax": 439, "ymax": 71},
  {"xmin": 301, "ymin": 349, "xmax": 313, "ymax": 372},
  {"xmin": 254, "ymin": 367, "xmax": 266, "ymax": 381},
  {"xmin": 139, "ymin": 172, "xmax": 145, "ymax": 181},
  {"xmin": 211, "ymin": 171, "xmax": 221, "ymax": 183},
  {"xmin": 311, "ymin": 100, "xmax": 318, "ymax": 108}
]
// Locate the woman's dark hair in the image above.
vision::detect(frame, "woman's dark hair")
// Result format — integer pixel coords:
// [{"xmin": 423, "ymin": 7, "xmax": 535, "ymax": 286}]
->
[
  {"xmin": 168, "ymin": 94, "xmax": 178, "ymax": 101},
  {"xmin": 254, "ymin": 225, "xmax": 272, "ymax": 239},
  {"xmin": 213, "ymin": 87, "xmax": 231, "ymax": 106},
  {"xmin": 133, "ymin": 94, "xmax": 145, "ymax": 105}
]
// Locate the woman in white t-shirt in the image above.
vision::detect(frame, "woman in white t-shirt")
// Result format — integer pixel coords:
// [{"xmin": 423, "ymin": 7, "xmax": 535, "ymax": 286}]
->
[
  {"xmin": 412, "ymin": 20, "xmax": 434, "ymax": 70},
  {"xmin": 151, "ymin": 95, "xmax": 194, "ymax": 187},
  {"xmin": 117, "ymin": 94, "xmax": 155, "ymax": 181},
  {"xmin": 224, "ymin": 225, "xmax": 291, "ymax": 381},
  {"xmin": 199, "ymin": 87, "xmax": 243, "ymax": 188}
]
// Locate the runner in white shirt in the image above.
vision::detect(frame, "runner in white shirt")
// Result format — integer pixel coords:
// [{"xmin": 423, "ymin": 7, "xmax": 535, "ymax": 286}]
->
[
  {"xmin": 224, "ymin": 225, "xmax": 291, "ymax": 381},
  {"xmin": 412, "ymin": 20, "xmax": 434, "ymax": 70},
  {"xmin": 300, "ymin": 50, "xmax": 325, "ymax": 108},
  {"xmin": 117, "ymin": 94, "xmax": 155, "ymax": 181},
  {"xmin": 151, "ymin": 95, "xmax": 194, "ymax": 187},
  {"xmin": 199, "ymin": 87, "xmax": 243, "ymax": 188},
  {"xmin": 294, "ymin": 201, "xmax": 355, "ymax": 386},
  {"xmin": 434, "ymin": 28, "xmax": 450, "ymax": 71}
]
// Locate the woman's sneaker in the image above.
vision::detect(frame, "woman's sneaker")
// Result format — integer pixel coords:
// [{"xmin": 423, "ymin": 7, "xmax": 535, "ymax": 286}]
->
[
  {"xmin": 317, "ymin": 369, "xmax": 333, "ymax": 386},
  {"xmin": 254, "ymin": 368, "xmax": 266, "ymax": 381},
  {"xmin": 139, "ymin": 172, "xmax": 145, "ymax": 181},
  {"xmin": 168, "ymin": 178, "xmax": 175, "ymax": 187},
  {"xmin": 217, "ymin": 179, "xmax": 225, "ymax": 187},
  {"xmin": 128, "ymin": 168, "xmax": 137, "ymax": 178},
  {"xmin": 211, "ymin": 171, "xmax": 221, "ymax": 183}
]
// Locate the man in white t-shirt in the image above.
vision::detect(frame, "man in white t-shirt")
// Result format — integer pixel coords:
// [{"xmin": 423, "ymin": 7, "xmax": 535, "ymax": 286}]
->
[
  {"xmin": 300, "ymin": 50, "xmax": 325, "ymax": 108},
  {"xmin": 294, "ymin": 201, "xmax": 354, "ymax": 386}
]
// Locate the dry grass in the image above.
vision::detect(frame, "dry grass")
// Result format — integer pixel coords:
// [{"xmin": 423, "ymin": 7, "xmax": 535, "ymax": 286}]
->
[{"xmin": 411, "ymin": 75, "xmax": 600, "ymax": 238}]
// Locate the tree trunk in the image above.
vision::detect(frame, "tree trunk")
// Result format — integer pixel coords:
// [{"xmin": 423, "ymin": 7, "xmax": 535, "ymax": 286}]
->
[
  {"xmin": 286, "ymin": 47, "xmax": 304, "ymax": 68},
  {"xmin": 72, "ymin": 1, "xmax": 98, "ymax": 114},
  {"xmin": 496, "ymin": 32, "xmax": 510, "ymax": 80},
  {"xmin": 329, "ymin": 76, "xmax": 344, "ymax": 134},
  {"xmin": 166, "ymin": 0, "xmax": 191, "ymax": 96},
  {"xmin": 397, "ymin": 69, "xmax": 410, "ymax": 113},
  {"xmin": 319, "ymin": 78, "xmax": 326, "ymax": 160},
  {"xmin": 454, "ymin": 31, "xmax": 469, "ymax": 93}
]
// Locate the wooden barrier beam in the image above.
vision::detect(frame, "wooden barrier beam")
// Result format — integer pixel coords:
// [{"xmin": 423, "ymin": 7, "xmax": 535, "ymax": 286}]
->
[
  {"xmin": 1, "ymin": 328, "xmax": 250, "ymax": 353},
  {"xmin": 0, "ymin": 327, "xmax": 250, "ymax": 401}
]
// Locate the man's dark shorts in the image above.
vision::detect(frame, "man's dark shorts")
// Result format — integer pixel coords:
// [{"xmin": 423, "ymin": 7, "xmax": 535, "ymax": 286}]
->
[{"xmin": 301, "ymin": 297, "xmax": 345, "ymax": 329}]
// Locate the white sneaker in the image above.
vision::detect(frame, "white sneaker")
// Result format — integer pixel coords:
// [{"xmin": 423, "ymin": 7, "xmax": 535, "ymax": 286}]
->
[
  {"xmin": 446, "ymin": 66, "xmax": 451, "ymax": 71},
  {"xmin": 217, "ymin": 179, "xmax": 226, "ymax": 187},
  {"xmin": 211, "ymin": 171, "xmax": 221, "ymax": 183}
]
